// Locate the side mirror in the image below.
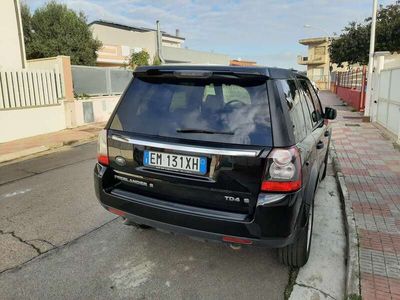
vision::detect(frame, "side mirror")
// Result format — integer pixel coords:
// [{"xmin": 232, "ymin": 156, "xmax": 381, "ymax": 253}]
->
[{"xmin": 324, "ymin": 107, "xmax": 337, "ymax": 120}]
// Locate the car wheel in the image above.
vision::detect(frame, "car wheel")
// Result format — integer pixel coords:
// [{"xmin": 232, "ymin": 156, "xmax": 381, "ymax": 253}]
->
[
  {"xmin": 321, "ymin": 147, "xmax": 329, "ymax": 180},
  {"xmin": 278, "ymin": 195, "xmax": 314, "ymax": 268}
]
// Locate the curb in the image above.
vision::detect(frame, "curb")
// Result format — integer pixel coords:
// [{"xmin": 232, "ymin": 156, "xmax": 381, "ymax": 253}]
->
[
  {"xmin": 0, "ymin": 136, "xmax": 97, "ymax": 166},
  {"xmin": 0, "ymin": 145, "xmax": 50, "ymax": 164},
  {"xmin": 330, "ymin": 142, "xmax": 361, "ymax": 299}
]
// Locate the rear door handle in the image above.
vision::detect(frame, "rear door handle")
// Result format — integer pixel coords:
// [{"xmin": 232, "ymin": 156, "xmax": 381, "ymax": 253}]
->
[{"xmin": 316, "ymin": 141, "xmax": 324, "ymax": 150}]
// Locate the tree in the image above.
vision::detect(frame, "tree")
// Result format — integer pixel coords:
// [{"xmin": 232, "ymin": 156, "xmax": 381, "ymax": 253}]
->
[
  {"xmin": 330, "ymin": 1, "xmax": 400, "ymax": 66},
  {"xmin": 374, "ymin": 1, "xmax": 400, "ymax": 53},
  {"xmin": 20, "ymin": 2, "xmax": 32, "ymax": 47},
  {"xmin": 22, "ymin": 1, "xmax": 102, "ymax": 65},
  {"xmin": 129, "ymin": 50, "xmax": 150, "ymax": 68},
  {"xmin": 152, "ymin": 56, "xmax": 162, "ymax": 66}
]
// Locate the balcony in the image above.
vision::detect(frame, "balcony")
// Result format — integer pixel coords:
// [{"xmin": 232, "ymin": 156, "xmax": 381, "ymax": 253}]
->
[{"xmin": 297, "ymin": 55, "xmax": 325, "ymax": 65}]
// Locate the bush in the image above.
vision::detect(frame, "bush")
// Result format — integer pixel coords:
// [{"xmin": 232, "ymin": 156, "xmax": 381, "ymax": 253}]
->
[{"xmin": 129, "ymin": 50, "xmax": 150, "ymax": 69}]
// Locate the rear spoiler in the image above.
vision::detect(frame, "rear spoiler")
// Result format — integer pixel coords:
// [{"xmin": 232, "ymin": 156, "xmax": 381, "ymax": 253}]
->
[{"xmin": 133, "ymin": 69, "xmax": 269, "ymax": 79}]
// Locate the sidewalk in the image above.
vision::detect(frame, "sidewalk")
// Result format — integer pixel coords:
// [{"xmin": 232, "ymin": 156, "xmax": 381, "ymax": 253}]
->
[
  {"xmin": 0, "ymin": 122, "xmax": 105, "ymax": 164},
  {"xmin": 320, "ymin": 91, "xmax": 400, "ymax": 300}
]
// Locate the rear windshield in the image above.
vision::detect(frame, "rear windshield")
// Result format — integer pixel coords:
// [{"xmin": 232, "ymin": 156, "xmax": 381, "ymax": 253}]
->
[{"xmin": 110, "ymin": 74, "xmax": 272, "ymax": 146}]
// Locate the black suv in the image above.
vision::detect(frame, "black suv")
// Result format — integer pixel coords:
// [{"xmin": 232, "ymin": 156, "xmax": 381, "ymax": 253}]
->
[{"xmin": 94, "ymin": 65, "xmax": 336, "ymax": 267}]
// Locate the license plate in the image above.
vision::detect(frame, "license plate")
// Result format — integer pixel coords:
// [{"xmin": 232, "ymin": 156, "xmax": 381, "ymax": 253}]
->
[{"xmin": 143, "ymin": 150, "xmax": 207, "ymax": 175}]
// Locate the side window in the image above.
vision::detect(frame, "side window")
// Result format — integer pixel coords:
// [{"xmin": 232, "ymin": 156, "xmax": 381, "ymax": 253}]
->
[
  {"xmin": 279, "ymin": 79, "xmax": 308, "ymax": 142},
  {"xmin": 306, "ymin": 81, "xmax": 323, "ymax": 122},
  {"xmin": 299, "ymin": 80, "xmax": 319, "ymax": 127}
]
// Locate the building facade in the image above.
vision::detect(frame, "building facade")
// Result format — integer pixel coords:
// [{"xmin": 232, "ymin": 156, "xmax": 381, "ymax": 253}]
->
[
  {"xmin": 90, "ymin": 21, "xmax": 230, "ymax": 67},
  {"xmin": 297, "ymin": 37, "xmax": 331, "ymax": 90},
  {"xmin": 230, "ymin": 59, "xmax": 257, "ymax": 66},
  {"xmin": 0, "ymin": 0, "xmax": 26, "ymax": 69}
]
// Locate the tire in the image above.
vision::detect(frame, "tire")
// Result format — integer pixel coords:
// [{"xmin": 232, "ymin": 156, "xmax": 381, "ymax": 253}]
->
[
  {"xmin": 278, "ymin": 195, "xmax": 315, "ymax": 268},
  {"xmin": 321, "ymin": 146, "xmax": 329, "ymax": 180}
]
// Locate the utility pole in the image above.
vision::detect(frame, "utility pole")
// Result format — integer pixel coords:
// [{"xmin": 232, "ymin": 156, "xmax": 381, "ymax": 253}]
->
[
  {"xmin": 364, "ymin": 0, "xmax": 378, "ymax": 118},
  {"xmin": 156, "ymin": 20, "xmax": 165, "ymax": 64}
]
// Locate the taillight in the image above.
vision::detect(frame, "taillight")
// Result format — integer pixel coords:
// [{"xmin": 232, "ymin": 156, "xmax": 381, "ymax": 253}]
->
[
  {"xmin": 261, "ymin": 146, "xmax": 302, "ymax": 192},
  {"xmin": 97, "ymin": 129, "xmax": 109, "ymax": 166}
]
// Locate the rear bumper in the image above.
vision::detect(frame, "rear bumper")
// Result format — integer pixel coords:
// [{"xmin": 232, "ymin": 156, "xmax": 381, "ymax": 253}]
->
[{"xmin": 94, "ymin": 164, "xmax": 305, "ymax": 248}]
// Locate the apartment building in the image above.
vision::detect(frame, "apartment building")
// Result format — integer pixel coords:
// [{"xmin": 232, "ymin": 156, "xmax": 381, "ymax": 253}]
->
[
  {"xmin": 230, "ymin": 59, "xmax": 257, "ymax": 66},
  {"xmin": 297, "ymin": 37, "xmax": 331, "ymax": 90},
  {"xmin": 89, "ymin": 20, "xmax": 230, "ymax": 67}
]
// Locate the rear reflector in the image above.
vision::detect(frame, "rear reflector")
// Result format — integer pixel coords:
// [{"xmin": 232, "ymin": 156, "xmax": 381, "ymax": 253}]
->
[
  {"xmin": 97, "ymin": 154, "xmax": 109, "ymax": 166},
  {"xmin": 108, "ymin": 207, "xmax": 126, "ymax": 217},
  {"xmin": 222, "ymin": 236, "xmax": 253, "ymax": 245},
  {"xmin": 261, "ymin": 180, "xmax": 302, "ymax": 192}
]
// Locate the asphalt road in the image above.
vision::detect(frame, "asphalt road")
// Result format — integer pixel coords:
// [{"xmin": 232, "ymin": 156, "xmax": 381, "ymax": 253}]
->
[{"xmin": 0, "ymin": 142, "xmax": 289, "ymax": 299}]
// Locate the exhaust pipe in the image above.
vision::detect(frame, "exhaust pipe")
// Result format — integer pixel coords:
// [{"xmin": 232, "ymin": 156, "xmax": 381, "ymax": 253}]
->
[{"xmin": 229, "ymin": 244, "xmax": 242, "ymax": 250}]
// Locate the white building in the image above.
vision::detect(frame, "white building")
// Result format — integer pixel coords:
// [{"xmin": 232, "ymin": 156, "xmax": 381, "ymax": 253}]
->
[{"xmin": 0, "ymin": 0, "xmax": 26, "ymax": 69}]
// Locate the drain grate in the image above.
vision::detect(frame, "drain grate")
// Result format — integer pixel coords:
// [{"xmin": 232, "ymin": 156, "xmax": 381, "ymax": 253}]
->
[
  {"xmin": 345, "ymin": 123, "xmax": 360, "ymax": 127},
  {"xmin": 342, "ymin": 116, "xmax": 363, "ymax": 119}
]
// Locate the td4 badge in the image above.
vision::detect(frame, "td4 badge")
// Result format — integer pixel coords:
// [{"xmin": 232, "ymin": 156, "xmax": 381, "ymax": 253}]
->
[{"xmin": 224, "ymin": 196, "xmax": 250, "ymax": 204}]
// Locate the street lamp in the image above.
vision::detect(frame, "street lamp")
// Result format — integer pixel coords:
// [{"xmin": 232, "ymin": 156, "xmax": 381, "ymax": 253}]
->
[{"xmin": 303, "ymin": 24, "xmax": 331, "ymax": 38}]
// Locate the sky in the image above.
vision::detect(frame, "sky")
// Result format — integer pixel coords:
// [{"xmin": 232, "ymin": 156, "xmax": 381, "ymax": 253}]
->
[{"xmin": 26, "ymin": 0, "xmax": 396, "ymax": 69}]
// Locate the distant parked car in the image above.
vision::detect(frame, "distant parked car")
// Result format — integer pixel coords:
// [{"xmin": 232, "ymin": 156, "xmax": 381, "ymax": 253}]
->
[{"xmin": 94, "ymin": 65, "xmax": 336, "ymax": 267}]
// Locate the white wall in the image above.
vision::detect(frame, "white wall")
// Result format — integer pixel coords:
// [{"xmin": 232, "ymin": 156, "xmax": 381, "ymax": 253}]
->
[
  {"xmin": 372, "ymin": 53, "xmax": 400, "ymax": 144},
  {"xmin": 0, "ymin": 0, "xmax": 25, "ymax": 69},
  {"xmin": 72, "ymin": 96, "xmax": 119, "ymax": 127},
  {"xmin": 0, "ymin": 104, "xmax": 66, "ymax": 143},
  {"xmin": 383, "ymin": 53, "xmax": 400, "ymax": 69},
  {"xmin": 91, "ymin": 24, "xmax": 157, "ymax": 61},
  {"xmin": 0, "ymin": 96, "xmax": 119, "ymax": 143},
  {"xmin": 27, "ymin": 56, "xmax": 62, "ymax": 71}
]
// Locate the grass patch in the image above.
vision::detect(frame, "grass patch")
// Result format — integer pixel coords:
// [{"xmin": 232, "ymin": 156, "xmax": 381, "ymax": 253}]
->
[
  {"xmin": 347, "ymin": 294, "xmax": 362, "ymax": 300},
  {"xmin": 284, "ymin": 267, "xmax": 299, "ymax": 300},
  {"xmin": 63, "ymin": 140, "xmax": 78, "ymax": 146}
]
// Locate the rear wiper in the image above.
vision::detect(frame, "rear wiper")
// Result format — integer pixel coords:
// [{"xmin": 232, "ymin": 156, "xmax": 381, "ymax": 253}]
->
[{"xmin": 176, "ymin": 128, "xmax": 234, "ymax": 135}]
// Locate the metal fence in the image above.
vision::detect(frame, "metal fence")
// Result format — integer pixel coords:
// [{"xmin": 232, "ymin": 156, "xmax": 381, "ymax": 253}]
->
[
  {"xmin": 71, "ymin": 65, "xmax": 133, "ymax": 97},
  {"xmin": 333, "ymin": 67, "xmax": 365, "ymax": 90},
  {"xmin": 331, "ymin": 66, "xmax": 367, "ymax": 111},
  {"xmin": 0, "ymin": 69, "xmax": 64, "ymax": 109}
]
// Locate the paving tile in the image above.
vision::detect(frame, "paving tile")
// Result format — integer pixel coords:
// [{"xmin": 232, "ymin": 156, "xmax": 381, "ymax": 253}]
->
[{"xmin": 320, "ymin": 92, "xmax": 400, "ymax": 299}]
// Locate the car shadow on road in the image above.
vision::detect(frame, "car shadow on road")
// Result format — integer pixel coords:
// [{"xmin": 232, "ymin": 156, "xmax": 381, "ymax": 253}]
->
[{"xmin": 0, "ymin": 217, "xmax": 289, "ymax": 300}]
